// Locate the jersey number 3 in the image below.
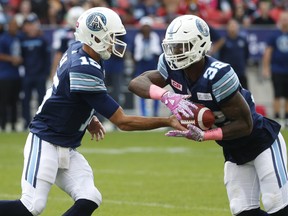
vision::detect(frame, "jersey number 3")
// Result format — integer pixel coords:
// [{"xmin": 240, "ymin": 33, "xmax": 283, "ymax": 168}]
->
[{"xmin": 203, "ymin": 61, "xmax": 228, "ymax": 80}]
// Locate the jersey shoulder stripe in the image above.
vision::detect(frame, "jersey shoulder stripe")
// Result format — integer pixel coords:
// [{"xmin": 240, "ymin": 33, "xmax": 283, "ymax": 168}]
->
[
  {"xmin": 157, "ymin": 53, "xmax": 168, "ymax": 80},
  {"xmin": 212, "ymin": 68, "xmax": 239, "ymax": 102},
  {"xmin": 70, "ymin": 72, "xmax": 107, "ymax": 92}
]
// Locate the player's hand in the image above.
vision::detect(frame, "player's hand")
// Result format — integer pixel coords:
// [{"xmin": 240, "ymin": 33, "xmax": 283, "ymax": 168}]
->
[
  {"xmin": 169, "ymin": 115, "xmax": 188, "ymax": 131},
  {"xmin": 87, "ymin": 116, "xmax": 106, "ymax": 142},
  {"xmin": 165, "ymin": 124, "xmax": 204, "ymax": 142},
  {"xmin": 160, "ymin": 91, "xmax": 196, "ymax": 120}
]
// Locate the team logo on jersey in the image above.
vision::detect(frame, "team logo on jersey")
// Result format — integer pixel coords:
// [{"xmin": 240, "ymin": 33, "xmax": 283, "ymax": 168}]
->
[
  {"xmin": 276, "ymin": 35, "xmax": 288, "ymax": 53},
  {"xmin": 86, "ymin": 12, "xmax": 107, "ymax": 31},
  {"xmin": 196, "ymin": 19, "xmax": 209, "ymax": 37},
  {"xmin": 171, "ymin": 79, "xmax": 182, "ymax": 91}
]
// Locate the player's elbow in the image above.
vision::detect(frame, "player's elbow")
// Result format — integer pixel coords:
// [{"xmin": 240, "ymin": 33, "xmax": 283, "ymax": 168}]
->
[
  {"xmin": 242, "ymin": 116, "xmax": 253, "ymax": 136},
  {"xmin": 116, "ymin": 123, "xmax": 126, "ymax": 131},
  {"xmin": 116, "ymin": 123, "xmax": 132, "ymax": 131},
  {"xmin": 128, "ymin": 79, "xmax": 137, "ymax": 93}
]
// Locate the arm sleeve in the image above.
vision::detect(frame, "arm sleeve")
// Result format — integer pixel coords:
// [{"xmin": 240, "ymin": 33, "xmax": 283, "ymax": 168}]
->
[
  {"xmin": 82, "ymin": 91, "xmax": 120, "ymax": 119},
  {"xmin": 157, "ymin": 53, "xmax": 169, "ymax": 80},
  {"xmin": 69, "ymin": 67, "xmax": 107, "ymax": 93},
  {"xmin": 211, "ymin": 66, "xmax": 240, "ymax": 104}
]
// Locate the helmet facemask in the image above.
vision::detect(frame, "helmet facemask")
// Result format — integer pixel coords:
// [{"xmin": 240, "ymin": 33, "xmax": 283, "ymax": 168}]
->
[
  {"xmin": 94, "ymin": 31, "xmax": 127, "ymax": 60},
  {"xmin": 162, "ymin": 15, "xmax": 212, "ymax": 70},
  {"xmin": 162, "ymin": 36, "xmax": 209, "ymax": 70}
]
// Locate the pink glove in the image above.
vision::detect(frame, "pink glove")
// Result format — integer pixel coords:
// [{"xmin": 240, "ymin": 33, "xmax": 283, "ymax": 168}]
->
[
  {"xmin": 166, "ymin": 124, "xmax": 223, "ymax": 142},
  {"xmin": 166, "ymin": 124, "xmax": 205, "ymax": 141},
  {"xmin": 160, "ymin": 91, "xmax": 197, "ymax": 120}
]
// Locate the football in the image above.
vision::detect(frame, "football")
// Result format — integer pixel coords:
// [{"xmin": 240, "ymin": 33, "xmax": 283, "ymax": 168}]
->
[{"xmin": 180, "ymin": 104, "xmax": 215, "ymax": 131}]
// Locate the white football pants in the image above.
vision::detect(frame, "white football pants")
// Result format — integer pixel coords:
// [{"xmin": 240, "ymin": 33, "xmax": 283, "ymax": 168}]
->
[
  {"xmin": 20, "ymin": 133, "xmax": 102, "ymax": 215},
  {"xmin": 224, "ymin": 132, "xmax": 288, "ymax": 215}
]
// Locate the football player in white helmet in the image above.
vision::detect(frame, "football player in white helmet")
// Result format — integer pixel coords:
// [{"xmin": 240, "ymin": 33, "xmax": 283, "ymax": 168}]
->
[
  {"xmin": 129, "ymin": 15, "xmax": 288, "ymax": 216},
  {"xmin": 0, "ymin": 7, "xmax": 186, "ymax": 216},
  {"xmin": 162, "ymin": 14, "xmax": 211, "ymax": 70},
  {"xmin": 74, "ymin": 7, "xmax": 127, "ymax": 60}
]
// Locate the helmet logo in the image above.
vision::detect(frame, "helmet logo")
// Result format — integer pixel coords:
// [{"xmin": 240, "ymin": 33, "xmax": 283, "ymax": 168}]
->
[
  {"xmin": 196, "ymin": 19, "xmax": 209, "ymax": 37},
  {"xmin": 86, "ymin": 12, "xmax": 107, "ymax": 31}
]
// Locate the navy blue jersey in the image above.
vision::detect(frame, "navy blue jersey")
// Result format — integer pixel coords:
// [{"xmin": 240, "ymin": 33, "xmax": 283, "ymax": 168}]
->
[
  {"xmin": 20, "ymin": 34, "xmax": 50, "ymax": 77},
  {"xmin": 158, "ymin": 54, "xmax": 281, "ymax": 164},
  {"xmin": 267, "ymin": 30, "xmax": 288, "ymax": 74},
  {"xmin": 219, "ymin": 35, "xmax": 249, "ymax": 77},
  {"xmin": 30, "ymin": 41, "xmax": 120, "ymax": 148},
  {"xmin": 0, "ymin": 33, "xmax": 21, "ymax": 80}
]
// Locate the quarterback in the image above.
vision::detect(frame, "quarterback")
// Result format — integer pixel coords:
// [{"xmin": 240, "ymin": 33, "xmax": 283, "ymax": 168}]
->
[
  {"xmin": 129, "ymin": 15, "xmax": 288, "ymax": 216},
  {"xmin": 0, "ymin": 7, "xmax": 189, "ymax": 216}
]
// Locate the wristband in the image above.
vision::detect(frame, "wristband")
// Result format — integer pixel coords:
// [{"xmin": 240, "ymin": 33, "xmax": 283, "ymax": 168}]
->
[
  {"xmin": 203, "ymin": 128, "xmax": 223, "ymax": 141},
  {"xmin": 149, "ymin": 84, "xmax": 168, "ymax": 100}
]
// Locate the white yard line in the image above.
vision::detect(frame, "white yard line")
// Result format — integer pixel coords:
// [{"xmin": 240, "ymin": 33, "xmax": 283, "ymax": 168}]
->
[{"xmin": 0, "ymin": 193, "xmax": 229, "ymax": 213}]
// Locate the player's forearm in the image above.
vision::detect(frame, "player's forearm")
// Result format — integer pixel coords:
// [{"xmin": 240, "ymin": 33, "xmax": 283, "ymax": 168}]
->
[
  {"xmin": 117, "ymin": 116, "xmax": 171, "ymax": 131},
  {"xmin": 128, "ymin": 77, "xmax": 153, "ymax": 98},
  {"xmin": 220, "ymin": 119, "xmax": 253, "ymax": 140}
]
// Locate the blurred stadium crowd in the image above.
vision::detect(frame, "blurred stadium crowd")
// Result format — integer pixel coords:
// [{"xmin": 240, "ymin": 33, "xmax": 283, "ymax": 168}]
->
[
  {"xmin": 0, "ymin": 0, "xmax": 288, "ymax": 132},
  {"xmin": 1, "ymin": 0, "xmax": 288, "ymax": 27}
]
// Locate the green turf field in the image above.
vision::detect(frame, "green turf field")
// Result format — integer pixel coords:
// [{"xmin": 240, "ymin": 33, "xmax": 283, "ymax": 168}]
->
[{"xmin": 0, "ymin": 129, "xmax": 287, "ymax": 216}]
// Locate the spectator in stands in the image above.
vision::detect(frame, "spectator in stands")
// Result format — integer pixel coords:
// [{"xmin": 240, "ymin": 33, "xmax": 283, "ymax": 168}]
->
[
  {"xmin": 156, "ymin": 0, "xmax": 185, "ymax": 25},
  {"xmin": 20, "ymin": 13, "xmax": 50, "ymax": 129},
  {"xmin": 187, "ymin": 3, "xmax": 225, "ymax": 56},
  {"xmin": 47, "ymin": 0, "xmax": 66, "ymax": 25},
  {"xmin": 233, "ymin": 1, "xmax": 251, "ymax": 27},
  {"xmin": 262, "ymin": 11, "xmax": 288, "ymax": 128},
  {"xmin": 252, "ymin": 0, "xmax": 275, "ymax": 25},
  {"xmin": 103, "ymin": 34, "xmax": 126, "ymax": 106},
  {"xmin": 270, "ymin": 0, "xmax": 287, "ymax": 23},
  {"xmin": 133, "ymin": 0, "xmax": 159, "ymax": 21},
  {"xmin": 196, "ymin": 0, "xmax": 234, "ymax": 26},
  {"xmin": 0, "ymin": 17, "xmax": 22, "ymax": 131},
  {"xmin": 0, "ymin": 12, "xmax": 6, "ymax": 36},
  {"xmin": 219, "ymin": 19, "xmax": 250, "ymax": 89},
  {"xmin": 14, "ymin": 0, "xmax": 33, "ymax": 27},
  {"xmin": 81, "ymin": 0, "xmax": 108, "ymax": 10},
  {"xmin": 132, "ymin": 16, "xmax": 161, "ymax": 116},
  {"xmin": 30, "ymin": 0, "xmax": 49, "ymax": 24},
  {"xmin": 111, "ymin": 1, "xmax": 137, "ymax": 25},
  {"xmin": 50, "ymin": 6, "xmax": 84, "ymax": 80}
]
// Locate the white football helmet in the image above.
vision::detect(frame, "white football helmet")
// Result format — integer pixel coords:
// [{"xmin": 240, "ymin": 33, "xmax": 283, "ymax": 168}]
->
[
  {"xmin": 74, "ymin": 7, "xmax": 127, "ymax": 60},
  {"xmin": 162, "ymin": 15, "xmax": 212, "ymax": 70}
]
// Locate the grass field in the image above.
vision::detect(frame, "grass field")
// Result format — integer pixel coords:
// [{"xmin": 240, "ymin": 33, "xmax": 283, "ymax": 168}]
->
[{"xmin": 0, "ymin": 129, "xmax": 287, "ymax": 216}]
